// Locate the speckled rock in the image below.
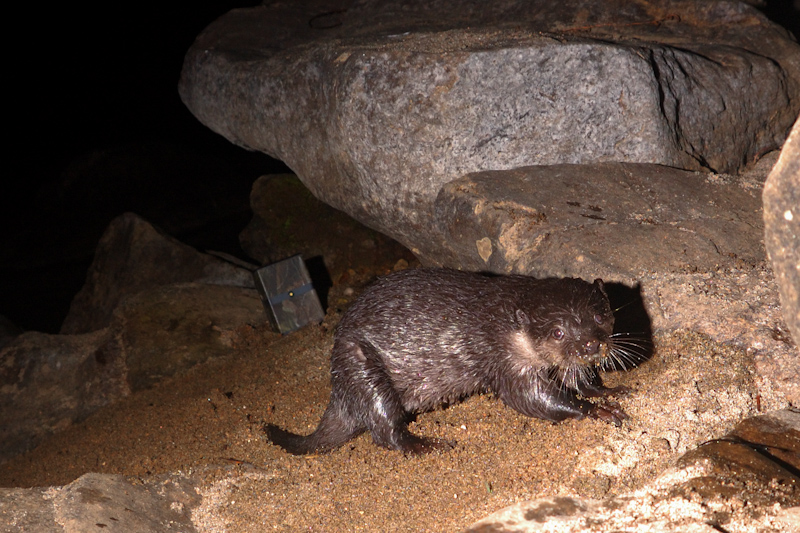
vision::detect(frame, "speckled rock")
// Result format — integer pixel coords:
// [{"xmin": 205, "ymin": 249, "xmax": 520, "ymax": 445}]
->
[
  {"xmin": 764, "ymin": 116, "xmax": 800, "ymax": 350},
  {"xmin": 465, "ymin": 409, "xmax": 800, "ymax": 533},
  {"xmin": 0, "ymin": 329, "xmax": 127, "ymax": 463},
  {"xmin": 0, "ymin": 472, "xmax": 200, "ymax": 532},
  {"xmin": 434, "ymin": 162, "xmax": 764, "ymax": 283},
  {"xmin": 179, "ymin": 0, "xmax": 800, "ymax": 264}
]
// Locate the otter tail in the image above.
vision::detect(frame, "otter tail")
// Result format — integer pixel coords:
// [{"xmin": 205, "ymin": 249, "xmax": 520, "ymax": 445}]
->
[
  {"xmin": 265, "ymin": 404, "xmax": 364, "ymax": 455},
  {"xmin": 264, "ymin": 424, "xmax": 325, "ymax": 455}
]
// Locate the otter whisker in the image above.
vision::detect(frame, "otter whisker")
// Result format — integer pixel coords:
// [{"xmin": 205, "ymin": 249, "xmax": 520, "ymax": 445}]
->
[
  {"xmin": 610, "ymin": 339, "xmax": 652, "ymax": 353},
  {"xmin": 601, "ymin": 350, "xmax": 632, "ymax": 371},
  {"xmin": 612, "ymin": 300, "xmax": 638, "ymax": 313},
  {"xmin": 611, "ymin": 345, "xmax": 646, "ymax": 365},
  {"xmin": 598, "ymin": 335, "xmax": 652, "ymax": 371},
  {"xmin": 606, "ymin": 350, "xmax": 636, "ymax": 370},
  {"xmin": 609, "ymin": 334, "xmax": 653, "ymax": 348},
  {"xmin": 610, "ymin": 331, "xmax": 651, "ymax": 337},
  {"xmin": 609, "ymin": 335, "xmax": 652, "ymax": 353}
]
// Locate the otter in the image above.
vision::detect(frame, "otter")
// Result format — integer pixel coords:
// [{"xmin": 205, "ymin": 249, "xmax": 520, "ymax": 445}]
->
[{"xmin": 266, "ymin": 268, "xmax": 630, "ymax": 454}]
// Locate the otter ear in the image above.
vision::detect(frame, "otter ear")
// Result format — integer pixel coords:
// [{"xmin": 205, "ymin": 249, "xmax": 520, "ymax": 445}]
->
[
  {"xmin": 592, "ymin": 278, "xmax": 607, "ymax": 296},
  {"xmin": 515, "ymin": 309, "xmax": 530, "ymax": 327}
]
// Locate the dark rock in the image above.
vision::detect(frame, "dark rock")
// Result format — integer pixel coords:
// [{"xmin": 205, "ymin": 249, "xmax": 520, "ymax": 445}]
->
[
  {"xmin": 114, "ymin": 282, "xmax": 265, "ymax": 391},
  {"xmin": 0, "ymin": 281, "xmax": 266, "ymax": 463},
  {"xmin": 729, "ymin": 409, "xmax": 800, "ymax": 474},
  {"xmin": 179, "ymin": 0, "xmax": 800, "ymax": 264},
  {"xmin": 61, "ymin": 213, "xmax": 255, "ymax": 335},
  {"xmin": 764, "ymin": 116, "xmax": 800, "ymax": 349},
  {"xmin": 434, "ymin": 162, "xmax": 764, "ymax": 282},
  {"xmin": 1, "ymin": 212, "xmax": 269, "ymax": 462},
  {"xmin": 239, "ymin": 174, "xmax": 416, "ymax": 280},
  {"xmin": 0, "ymin": 330, "xmax": 128, "ymax": 462},
  {"xmin": 676, "ymin": 410, "xmax": 800, "ymax": 509},
  {"xmin": 0, "ymin": 472, "xmax": 200, "ymax": 533},
  {"xmin": 0, "ymin": 315, "xmax": 23, "ymax": 350}
]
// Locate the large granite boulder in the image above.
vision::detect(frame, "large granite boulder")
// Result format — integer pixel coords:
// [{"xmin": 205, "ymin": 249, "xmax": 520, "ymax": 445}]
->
[{"xmin": 179, "ymin": 0, "xmax": 800, "ymax": 264}]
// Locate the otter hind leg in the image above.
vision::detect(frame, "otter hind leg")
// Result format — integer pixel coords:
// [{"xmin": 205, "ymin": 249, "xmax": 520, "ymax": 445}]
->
[
  {"xmin": 370, "ymin": 414, "xmax": 451, "ymax": 454},
  {"xmin": 354, "ymin": 345, "xmax": 452, "ymax": 454},
  {"xmin": 390, "ymin": 431, "xmax": 454, "ymax": 454}
]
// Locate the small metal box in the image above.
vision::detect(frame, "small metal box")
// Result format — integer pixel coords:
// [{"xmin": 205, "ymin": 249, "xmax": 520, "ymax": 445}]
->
[{"xmin": 253, "ymin": 254, "xmax": 325, "ymax": 334}]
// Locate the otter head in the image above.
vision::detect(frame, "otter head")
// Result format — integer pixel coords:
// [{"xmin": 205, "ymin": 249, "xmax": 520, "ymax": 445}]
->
[{"xmin": 515, "ymin": 278, "xmax": 614, "ymax": 367}]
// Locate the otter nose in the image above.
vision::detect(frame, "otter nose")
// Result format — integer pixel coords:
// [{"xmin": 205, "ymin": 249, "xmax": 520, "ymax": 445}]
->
[{"xmin": 584, "ymin": 339, "xmax": 600, "ymax": 355}]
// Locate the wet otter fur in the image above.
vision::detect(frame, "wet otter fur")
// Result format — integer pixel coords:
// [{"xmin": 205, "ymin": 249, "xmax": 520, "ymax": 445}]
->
[{"xmin": 266, "ymin": 268, "xmax": 630, "ymax": 454}]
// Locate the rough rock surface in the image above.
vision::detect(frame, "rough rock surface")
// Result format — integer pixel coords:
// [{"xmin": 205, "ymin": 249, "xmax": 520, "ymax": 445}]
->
[
  {"xmin": 179, "ymin": 0, "xmax": 800, "ymax": 263},
  {"xmin": 0, "ymin": 215, "xmax": 266, "ymax": 463},
  {"xmin": 0, "ymin": 329, "xmax": 128, "ymax": 463},
  {"xmin": 61, "ymin": 212, "xmax": 256, "ymax": 335},
  {"xmin": 239, "ymin": 174, "xmax": 416, "ymax": 281},
  {"xmin": 115, "ymin": 282, "xmax": 264, "ymax": 391},
  {"xmin": 435, "ymin": 162, "xmax": 764, "ymax": 282},
  {"xmin": 0, "ymin": 472, "xmax": 200, "ymax": 532},
  {"xmin": 647, "ymin": 266, "xmax": 799, "ymax": 404},
  {"xmin": 764, "ymin": 116, "xmax": 800, "ymax": 349},
  {"xmin": 466, "ymin": 409, "xmax": 800, "ymax": 533}
]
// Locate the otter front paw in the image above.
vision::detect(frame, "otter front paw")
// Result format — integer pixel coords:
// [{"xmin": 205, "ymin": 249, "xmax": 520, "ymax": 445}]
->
[
  {"xmin": 601, "ymin": 385, "xmax": 634, "ymax": 397},
  {"xmin": 577, "ymin": 383, "xmax": 634, "ymax": 398},
  {"xmin": 588, "ymin": 401, "xmax": 629, "ymax": 427}
]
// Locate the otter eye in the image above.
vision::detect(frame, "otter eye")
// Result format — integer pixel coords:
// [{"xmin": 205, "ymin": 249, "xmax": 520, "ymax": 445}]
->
[
  {"xmin": 551, "ymin": 328, "xmax": 564, "ymax": 340},
  {"xmin": 594, "ymin": 314, "xmax": 604, "ymax": 325}
]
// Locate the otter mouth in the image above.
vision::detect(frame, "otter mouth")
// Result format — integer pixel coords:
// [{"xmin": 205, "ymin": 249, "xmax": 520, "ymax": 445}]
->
[{"xmin": 571, "ymin": 342, "xmax": 609, "ymax": 366}]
